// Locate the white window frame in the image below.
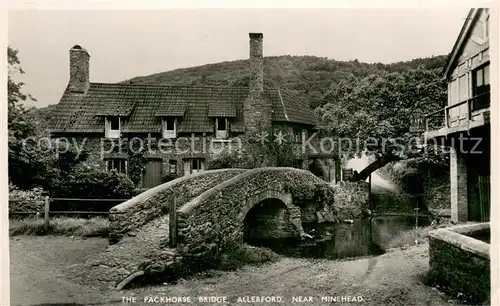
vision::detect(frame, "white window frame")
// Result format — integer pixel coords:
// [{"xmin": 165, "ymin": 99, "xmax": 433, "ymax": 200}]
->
[
  {"xmin": 105, "ymin": 116, "xmax": 121, "ymax": 139},
  {"xmin": 215, "ymin": 117, "xmax": 228, "ymax": 139},
  {"xmin": 162, "ymin": 117, "xmax": 177, "ymax": 139},
  {"xmin": 169, "ymin": 159, "xmax": 177, "ymax": 175},
  {"xmin": 191, "ymin": 158, "xmax": 204, "ymax": 174},
  {"xmin": 293, "ymin": 128, "xmax": 304, "ymax": 143},
  {"xmin": 105, "ymin": 158, "xmax": 127, "ymax": 175}
]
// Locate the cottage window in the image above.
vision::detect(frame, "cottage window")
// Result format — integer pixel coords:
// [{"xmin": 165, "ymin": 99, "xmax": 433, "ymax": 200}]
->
[
  {"xmin": 162, "ymin": 117, "xmax": 177, "ymax": 139},
  {"xmin": 191, "ymin": 159, "xmax": 204, "ymax": 173},
  {"xmin": 472, "ymin": 64, "xmax": 490, "ymax": 110},
  {"xmin": 106, "ymin": 158, "xmax": 127, "ymax": 174},
  {"xmin": 473, "ymin": 64, "xmax": 490, "ymax": 96},
  {"xmin": 183, "ymin": 158, "xmax": 205, "ymax": 176},
  {"xmin": 215, "ymin": 118, "xmax": 228, "ymax": 139},
  {"xmin": 169, "ymin": 159, "xmax": 177, "ymax": 175},
  {"xmin": 293, "ymin": 128, "xmax": 302, "ymax": 143},
  {"xmin": 110, "ymin": 117, "xmax": 120, "ymax": 130},
  {"xmin": 105, "ymin": 117, "xmax": 121, "ymax": 138}
]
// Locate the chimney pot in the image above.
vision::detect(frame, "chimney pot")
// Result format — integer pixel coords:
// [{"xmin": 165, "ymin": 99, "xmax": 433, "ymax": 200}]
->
[
  {"xmin": 249, "ymin": 33, "xmax": 263, "ymax": 59},
  {"xmin": 249, "ymin": 33, "xmax": 263, "ymax": 39}
]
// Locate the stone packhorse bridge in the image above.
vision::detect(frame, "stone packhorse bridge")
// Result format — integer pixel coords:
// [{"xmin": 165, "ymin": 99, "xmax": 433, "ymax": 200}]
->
[{"xmin": 68, "ymin": 167, "xmax": 369, "ymax": 290}]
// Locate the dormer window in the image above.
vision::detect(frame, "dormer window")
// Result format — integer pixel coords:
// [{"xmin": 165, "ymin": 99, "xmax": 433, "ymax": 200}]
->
[
  {"xmin": 215, "ymin": 117, "xmax": 228, "ymax": 139},
  {"xmin": 105, "ymin": 116, "xmax": 121, "ymax": 139},
  {"xmin": 162, "ymin": 117, "xmax": 177, "ymax": 139}
]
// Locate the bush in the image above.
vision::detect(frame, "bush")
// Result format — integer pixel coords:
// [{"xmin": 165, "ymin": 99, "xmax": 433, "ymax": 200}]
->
[
  {"xmin": 206, "ymin": 149, "xmax": 247, "ymax": 170},
  {"xmin": 55, "ymin": 165, "xmax": 136, "ymax": 199},
  {"xmin": 217, "ymin": 242, "xmax": 280, "ymax": 271},
  {"xmin": 9, "ymin": 183, "xmax": 46, "ymax": 214},
  {"xmin": 9, "ymin": 216, "xmax": 109, "ymax": 237}
]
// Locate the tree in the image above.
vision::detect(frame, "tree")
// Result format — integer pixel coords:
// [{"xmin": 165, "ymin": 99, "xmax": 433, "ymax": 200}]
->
[
  {"xmin": 7, "ymin": 46, "xmax": 55, "ymax": 189},
  {"xmin": 317, "ymin": 67, "xmax": 447, "ymax": 181},
  {"xmin": 8, "ymin": 47, "xmax": 36, "ymax": 139}
]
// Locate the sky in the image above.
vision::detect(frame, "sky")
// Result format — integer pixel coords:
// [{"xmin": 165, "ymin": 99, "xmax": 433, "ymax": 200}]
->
[{"xmin": 8, "ymin": 8, "xmax": 470, "ymax": 108}]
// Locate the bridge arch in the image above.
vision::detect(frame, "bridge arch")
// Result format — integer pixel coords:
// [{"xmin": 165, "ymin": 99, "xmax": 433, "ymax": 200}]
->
[
  {"xmin": 238, "ymin": 188, "xmax": 292, "ymax": 222},
  {"xmin": 239, "ymin": 188, "xmax": 304, "ymax": 240}
]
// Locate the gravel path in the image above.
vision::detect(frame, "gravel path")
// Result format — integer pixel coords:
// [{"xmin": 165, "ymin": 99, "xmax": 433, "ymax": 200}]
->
[
  {"xmin": 131, "ymin": 245, "xmax": 457, "ymax": 305},
  {"xmin": 9, "ymin": 236, "xmax": 122, "ymax": 306},
  {"xmin": 10, "ymin": 236, "xmax": 458, "ymax": 306}
]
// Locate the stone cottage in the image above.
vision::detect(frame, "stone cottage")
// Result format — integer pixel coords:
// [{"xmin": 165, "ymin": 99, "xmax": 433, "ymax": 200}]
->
[
  {"xmin": 49, "ymin": 33, "xmax": 341, "ymax": 188},
  {"xmin": 424, "ymin": 8, "xmax": 490, "ymax": 222}
]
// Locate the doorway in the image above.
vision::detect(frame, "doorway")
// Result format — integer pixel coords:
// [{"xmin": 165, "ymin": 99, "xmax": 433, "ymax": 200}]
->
[{"xmin": 143, "ymin": 159, "xmax": 163, "ymax": 188}]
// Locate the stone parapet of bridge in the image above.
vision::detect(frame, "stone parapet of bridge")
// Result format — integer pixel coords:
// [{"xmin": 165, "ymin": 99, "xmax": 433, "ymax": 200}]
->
[{"xmin": 108, "ymin": 168, "xmax": 246, "ymax": 243}]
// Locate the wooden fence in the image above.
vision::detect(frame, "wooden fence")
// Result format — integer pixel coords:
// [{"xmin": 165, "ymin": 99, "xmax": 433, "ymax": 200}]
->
[{"xmin": 9, "ymin": 197, "xmax": 130, "ymax": 224}]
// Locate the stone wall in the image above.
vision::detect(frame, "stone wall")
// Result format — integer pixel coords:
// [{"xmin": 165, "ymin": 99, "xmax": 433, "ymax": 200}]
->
[
  {"xmin": 108, "ymin": 169, "xmax": 246, "ymax": 243},
  {"xmin": 427, "ymin": 223, "xmax": 490, "ymax": 304},
  {"xmin": 331, "ymin": 181, "xmax": 370, "ymax": 220},
  {"xmin": 424, "ymin": 175, "xmax": 450, "ymax": 217},
  {"xmin": 450, "ymin": 147, "xmax": 468, "ymax": 222}
]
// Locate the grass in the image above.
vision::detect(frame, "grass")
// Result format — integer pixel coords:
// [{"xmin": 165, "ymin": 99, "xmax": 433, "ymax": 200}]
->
[
  {"xmin": 9, "ymin": 217, "xmax": 110, "ymax": 237},
  {"xmin": 217, "ymin": 243, "xmax": 280, "ymax": 271}
]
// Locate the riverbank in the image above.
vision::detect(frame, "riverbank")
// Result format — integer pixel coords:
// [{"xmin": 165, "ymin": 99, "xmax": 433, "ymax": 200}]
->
[{"xmin": 9, "ymin": 235, "xmax": 459, "ymax": 306}]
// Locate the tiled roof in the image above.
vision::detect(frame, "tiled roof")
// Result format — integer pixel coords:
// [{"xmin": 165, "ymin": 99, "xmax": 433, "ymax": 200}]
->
[
  {"xmin": 49, "ymin": 83, "xmax": 317, "ymax": 134},
  {"xmin": 154, "ymin": 106, "xmax": 186, "ymax": 117},
  {"xmin": 208, "ymin": 100, "xmax": 237, "ymax": 117}
]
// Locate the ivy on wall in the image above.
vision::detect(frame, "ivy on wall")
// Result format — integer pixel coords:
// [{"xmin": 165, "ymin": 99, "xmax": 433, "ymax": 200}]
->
[
  {"xmin": 127, "ymin": 137, "xmax": 158, "ymax": 186},
  {"xmin": 207, "ymin": 126, "xmax": 302, "ymax": 170},
  {"xmin": 102, "ymin": 137, "xmax": 153, "ymax": 187},
  {"xmin": 128, "ymin": 151, "xmax": 148, "ymax": 186}
]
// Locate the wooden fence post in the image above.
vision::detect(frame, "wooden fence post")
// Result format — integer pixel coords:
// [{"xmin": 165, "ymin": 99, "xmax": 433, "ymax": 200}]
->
[
  {"xmin": 169, "ymin": 196, "xmax": 177, "ymax": 247},
  {"xmin": 44, "ymin": 196, "xmax": 50, "ymax": 226},
  {"xmin": 368, "ymin": 173, "xmax": 372, "ymax": 211}
]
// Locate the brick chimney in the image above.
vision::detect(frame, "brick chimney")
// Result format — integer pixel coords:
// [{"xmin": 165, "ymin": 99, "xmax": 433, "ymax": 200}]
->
[
  {"xmin": 68, "ymin": 45, "xmax": 90, "ymax": 93},
  {"xmin": 244, "ymin": 33, "xmax": 271, "ymax": 136}
]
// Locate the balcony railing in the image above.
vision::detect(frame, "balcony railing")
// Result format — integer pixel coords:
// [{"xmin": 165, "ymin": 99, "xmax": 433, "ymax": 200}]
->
[
  {"xmin": 425, "ymin": 109, "xmax": 446, "ymax": 131},
  {"xmin": 425, "ymin": 91, "xmax": 490, "ymax": 133}
]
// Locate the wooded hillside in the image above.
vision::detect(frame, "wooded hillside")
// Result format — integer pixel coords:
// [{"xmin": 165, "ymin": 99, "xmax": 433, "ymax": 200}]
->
[{"xmin": 121, "ymin": 54, "xmax": 447, "ymax": 109}]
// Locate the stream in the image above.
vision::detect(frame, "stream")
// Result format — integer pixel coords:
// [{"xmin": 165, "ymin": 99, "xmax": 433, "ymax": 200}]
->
[{"xmin": 247, "ymin": 215, "xmax": 432, "ymax": 259}]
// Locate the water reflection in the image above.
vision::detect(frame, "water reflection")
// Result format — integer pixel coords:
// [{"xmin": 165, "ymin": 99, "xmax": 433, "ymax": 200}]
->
[{"xmin": 246, "ymin": 215, "xmax": 432, "ymax": 260}]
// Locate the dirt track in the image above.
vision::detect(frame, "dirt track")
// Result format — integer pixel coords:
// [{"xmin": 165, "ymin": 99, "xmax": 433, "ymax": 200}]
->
[
  {"xmin": 9, "ymin": 236, "xmax": 123, "ymax": 306},
  {"xmin": 10, "ymin": 236, "xmax": 458, "ymax": 306}
]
